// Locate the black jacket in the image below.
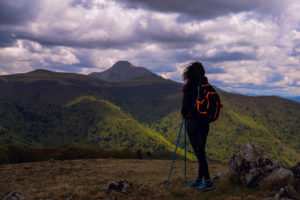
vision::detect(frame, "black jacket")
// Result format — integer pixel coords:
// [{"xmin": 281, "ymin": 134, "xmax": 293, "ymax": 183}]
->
[{"xmin": 181, "ymin": 77, "xmax": 208, "ymax": 118}]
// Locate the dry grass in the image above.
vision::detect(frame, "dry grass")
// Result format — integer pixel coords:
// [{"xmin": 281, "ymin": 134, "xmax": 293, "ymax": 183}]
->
[{"xmin": 0, "ymin": 159, "xmax": 276, "ymax": 200}]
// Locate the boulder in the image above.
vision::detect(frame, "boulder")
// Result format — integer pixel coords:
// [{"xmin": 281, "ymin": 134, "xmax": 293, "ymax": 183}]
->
[
  {"xmin": 291, "ymin": 162, "xmax": 300, "ymax": 179},
  {"xmin": 2, "ymin": 192, "xmax": 30, "ymax": 200},
  {"xmin": 263, "ymin": 168, "xmax": 294, "ymax": 186},
  {"xmin": 102, "ymin": 180, "xmax": 133, "ymax": 194},
  {"xmin": 229, "ymin": 141, "xmax": 280, "ymax": 186},
  {"xmin": 264, "ymin": 184, "xmax": 300, "ymax": 200}
]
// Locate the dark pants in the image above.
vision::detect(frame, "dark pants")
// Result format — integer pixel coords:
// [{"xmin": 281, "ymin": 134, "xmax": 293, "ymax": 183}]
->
[{"xmin": 186, "ymin": 118, "xmax": 210, "ymax": 181}]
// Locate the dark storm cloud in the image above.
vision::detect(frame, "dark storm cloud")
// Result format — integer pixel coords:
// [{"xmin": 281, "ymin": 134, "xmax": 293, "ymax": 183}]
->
[
  {"xmin": 116, "ymin": 0, "xmax": 284, "ymax": 20},
  {"xmin": 14, "ymin": 31, "xmax": 143, "ymax": 50},
  {"xmin": 0, "ymin": 0, "xmax": 41, "ymax": 47},
  {"xmin": 201, "ymin": 51, "xmax": 257, "ymax": 62},
  {"xmin": 133, "ymin": 18, "xmax": 207, "ymax": 49},
  {"xmin": 0, "ymin": 0, "xmax": 40, "ymax": 25},
  {"xmin": 0, "ymin": 29, "xmax": 16, "ymax": 47},
  {"xmin": 11, "ymin": 18, "xmax": 207, "ymax": 50}
]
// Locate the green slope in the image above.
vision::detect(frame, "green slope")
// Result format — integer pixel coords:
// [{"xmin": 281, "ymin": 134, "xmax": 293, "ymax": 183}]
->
[
  {"xmin": 65, "ymin": 96, "xmax": 195, "ymax": 160},
  {"xmin": 152, "ymin": 100, "xmax": 300, "ymax": 166},
  {"xmin": 0, "ymin": 92, "xmax": 195, "ymax": 160},
  {"xmin": 0, "ymin": 69, "xmax": 299, "ymax": 166},
  {"xmin": 106, "ymin": 76, "xmax": 183, "ymax": 124}
]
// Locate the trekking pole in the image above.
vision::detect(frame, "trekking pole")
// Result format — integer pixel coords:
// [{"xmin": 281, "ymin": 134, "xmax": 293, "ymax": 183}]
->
[
  {"xmin": 184, "ymin": 119, "xmax": 187, "ymax": 186},
  {"xmin": 166, "ymin": 118, "xmax": 184, "ymax": 186}
]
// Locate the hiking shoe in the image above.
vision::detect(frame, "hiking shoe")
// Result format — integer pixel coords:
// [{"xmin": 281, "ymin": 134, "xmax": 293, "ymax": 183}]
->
[
  {"xmin": 196, "ymin": 180, "xmax": 214, "ymax": 191},
  {"xmin": 186, "ymin": 179, "xmax": 203, "ymax": 187}
]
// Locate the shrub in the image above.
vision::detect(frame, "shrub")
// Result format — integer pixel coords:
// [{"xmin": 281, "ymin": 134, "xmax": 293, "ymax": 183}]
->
[
  {"xmin": 59, "ymin": 143, "xmax": 99, "ymax": 160},
  {"xmin": 0, "ymin": 146, "xmax": 9, "ymax": 164},
  {"xmin": 6, "ymin": 144, "xmax": 44, "ymax": 163}
]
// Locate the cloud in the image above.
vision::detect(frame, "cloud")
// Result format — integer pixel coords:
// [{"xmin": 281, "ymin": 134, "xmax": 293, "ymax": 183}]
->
[
  {"xmin": 0, "ymin": 30, "xmax": 16, "ymax": 47},
  {"xmin": 0, "ymin": 0, "xmax": 41, "ymax": 25},
  {"xmin": 0, "ymin": 40, "xmax": 81, "ymax": 74},
  {"xmin": 5, "ymin": 0, "xmax": 207, "ymax": 50},
  {"xmin": 115, "ymin": 0, "xmax": 285, "ymax": 20},
  {"xmin": 202, "ymin": 51, "xmax": 257, "ymax": 62},
  {"xmin": 0, "ymin": 0, "xmax": 300, "ymax": 96}
]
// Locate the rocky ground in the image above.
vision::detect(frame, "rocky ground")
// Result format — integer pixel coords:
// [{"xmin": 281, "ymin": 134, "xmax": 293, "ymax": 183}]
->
[{"xmin": 0, "ymin": 142, "xmax": 299, "ymax": 200}]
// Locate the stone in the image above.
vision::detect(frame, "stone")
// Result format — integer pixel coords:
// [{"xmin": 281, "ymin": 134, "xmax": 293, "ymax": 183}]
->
[
  {"xmin": 2, "ymin": 192, "xmax": 29, "ymax": 200},
  {"xmin": 136, "ymin": 184, "xmax": 147, "ymax": 190},
  {"xmin": 102, "ymin": 180, "xmax": 133, "ymax": 194},
  {"xmin": 229, "ymin": 141, "xmax": 280, "ymax": 186},
  {"xmin": 263, "ymin": 168, "xmax": 294, "ymax": 183},
  {"xmin": 212, "ymin": 170, "xmax": 230, "ymax": 182},
  {"xmin": 95, "ymin": 197, "xmax": 117, "ymax": 200},
  {"xmin": 273, "ymin": 185, "xmax": 299, "ymax": 200},
  {"xmin": 120, "ymin": 180, "xmax": 133, "ymax": 193},
  {"xmin": 64, "ymin": 196, "xmax": 74, "ymax": 200},
  {"xmin": 291, "ymin": 162, "xmax": 300, "ymax": 179}
]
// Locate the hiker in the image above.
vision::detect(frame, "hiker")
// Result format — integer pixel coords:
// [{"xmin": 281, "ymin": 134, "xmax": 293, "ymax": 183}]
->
[{"xmin": 181, "ymin": 61, "xmax": 214, "ymax": 191}]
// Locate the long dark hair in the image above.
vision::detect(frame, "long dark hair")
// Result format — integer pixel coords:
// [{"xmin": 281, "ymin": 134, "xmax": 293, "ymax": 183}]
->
[{"xmin": 181, "ymin": 61, "xmax": 206, "ymax": 91}]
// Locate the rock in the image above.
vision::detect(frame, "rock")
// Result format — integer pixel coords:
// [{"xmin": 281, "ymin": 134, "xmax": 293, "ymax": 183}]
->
[
  {"xmin": 229, "ymin": 141, "xmax": 280, "ymax": 186},
  {"xmin": 212, "ymin": 170, "xmax": 230, "ymax": 182},
  {"xmin": 120, "ymin": 181, "xmax": 133, "ymax": 193},
  {"xmin": 95, "ymin": 197, "xmax": 117, "ymax": 200},
  {"xmin": 274, "ymin": 186, "xmax": 287, "ymax": 200},
  {"xmin": 64, "ymin": 196, "xmax": 74, "ymax": 200},
  {"xmin": 291, "ymin": 162, "xmax": 300, "ymax": 179},
  {"xmin": 2, "ymin": 192, "xmax": 30, "ymax": 200},
  {"xmin": 263, "ymin": 168, "xmax": 294, "ymax": 184},
  {"xmin": 271, "ymin": 185, "xmax": 299, "ymax": 200},
  {"xmin": 136, "ymin": 184, "xmax": 147, "ymax": 190},
  {"xmin": 102, "ymin": 180, "xmax": 133, "ymax": 194}
]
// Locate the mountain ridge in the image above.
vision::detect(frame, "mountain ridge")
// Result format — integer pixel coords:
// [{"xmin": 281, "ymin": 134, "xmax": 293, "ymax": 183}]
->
[{"xmin": 0, "ymin": 61, "xmax": 299, "ymax": 165}]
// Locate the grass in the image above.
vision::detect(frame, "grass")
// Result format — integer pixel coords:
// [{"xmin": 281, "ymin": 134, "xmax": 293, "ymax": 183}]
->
[
  {"xmin": 0, "ymin": 158, "xmax": 278, "ymax": 200},
  {"xmin": 152, "ymin": 107, "xmax": 300, "ymax": 167}
]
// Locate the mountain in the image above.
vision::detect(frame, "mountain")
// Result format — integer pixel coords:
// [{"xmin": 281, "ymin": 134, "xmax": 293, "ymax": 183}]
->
[
  {"xmin": 152, "ymin": 95, "xmax": 300, "ymax": 166},
  {"xmin": 0, "ymin": 62, "xmax": 299, "ymax": 166},
  {"xmin": 89, "ymin": 61, "xmax": 159, "ymax": 82},
  {"xmin": 285, "ymin": 96, "xmax": 300, "ymax": 103},
  {"xmin": 0, "ymin": 69, "xmax": 193, "ymax": 159}
]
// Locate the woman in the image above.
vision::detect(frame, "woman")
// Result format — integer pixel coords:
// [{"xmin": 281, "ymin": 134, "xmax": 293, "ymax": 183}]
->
[{"xmin": 181, "ymin": 61, "xmax": 214, "ymax": 191}]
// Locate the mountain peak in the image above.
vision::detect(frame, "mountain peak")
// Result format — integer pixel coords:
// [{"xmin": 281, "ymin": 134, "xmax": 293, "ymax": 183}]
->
[
  {"xmin": 112, "ymin": 61, "xmax": 134, "ymax": 68},
  {"xmin": 30, "ymin": 69, "xmax": 53, "ymax": 74},
  {"xmin": 89, "ymin": 61, "xmax": 157, "ymax": 82}
]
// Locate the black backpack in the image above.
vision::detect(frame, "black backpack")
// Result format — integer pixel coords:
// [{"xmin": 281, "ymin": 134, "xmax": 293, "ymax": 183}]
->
[{"xmin": 194, "ymin": 83, "xmax": 223, "ymax": 123}]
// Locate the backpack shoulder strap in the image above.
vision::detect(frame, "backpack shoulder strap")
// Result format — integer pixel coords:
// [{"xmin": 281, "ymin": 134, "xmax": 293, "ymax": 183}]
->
[{"xmin": 197, "ymin": 81, "xmax": 205, "ymax": 99}]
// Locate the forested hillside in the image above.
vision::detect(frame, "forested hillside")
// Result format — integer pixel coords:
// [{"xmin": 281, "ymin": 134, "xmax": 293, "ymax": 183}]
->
[{"xmin": 0, "ymin": 62, "xmax": 299, "ymax": 165}]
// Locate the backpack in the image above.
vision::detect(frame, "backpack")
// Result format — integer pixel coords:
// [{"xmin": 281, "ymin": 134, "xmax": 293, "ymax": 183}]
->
[{"xmin": 194, "ymin": 83, "xmax": 223, "ymax": 123}]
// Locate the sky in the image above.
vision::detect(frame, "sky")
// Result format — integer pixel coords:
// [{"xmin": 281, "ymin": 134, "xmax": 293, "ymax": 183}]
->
[{"xmin": 0, "ymin": 0, "xmax": 300, "ymax": 96}]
